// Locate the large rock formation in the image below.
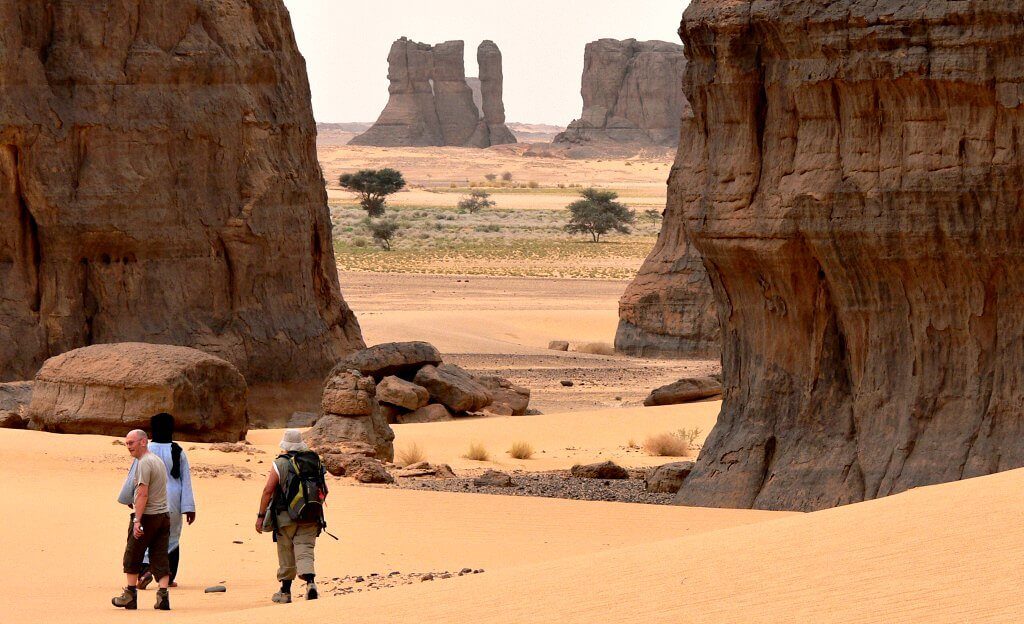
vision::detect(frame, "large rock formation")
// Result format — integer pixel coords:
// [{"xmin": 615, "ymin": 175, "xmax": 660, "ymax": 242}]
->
[
  {"xmin": 674, "ymin": 0, "xmax": 1024, "ymax": 512},
  {"xmin": 0, "ymin": 1, "xmax": 362, "ymax": 421},
  {"xmin": 555, "ymin": 39, "xmax": 689, "ymax": 146},
  {"xmin": 27, "ymin": 343, "xmax": 247, "ymax": 442},
  {"xmin": 615, "ymin": 119, "xmax": 719, "ymax": 358},
  {"xmin": 351, "ymin": 38, "xmax": 516, "ymax": 147}
]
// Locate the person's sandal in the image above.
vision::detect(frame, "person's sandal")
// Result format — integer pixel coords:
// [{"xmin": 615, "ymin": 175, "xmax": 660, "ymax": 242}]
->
[
  {"xmin": 154, "ymin": 588, "xmax": 171, "ymax": 611},
  {"xmin": 271, "ymin": 591, "xmax": 291, "ymax": 604},
  {"xmin": 111, "ymin": 587, "xmax": 138, "ymax": 610},
  {"xmin": 137, "ymin": 570, "xmax": 154, "ymax": 590}
]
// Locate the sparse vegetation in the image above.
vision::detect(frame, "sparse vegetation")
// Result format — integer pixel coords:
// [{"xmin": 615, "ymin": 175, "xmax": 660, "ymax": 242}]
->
[
  {"xmin": 527, "ymin": 181, "xmax": 540, "ymax": 189},
  {"xmin": 564, "ymin": 187, "xmax": 636, "ymax": 243},
  {"xmin": 643, "ymin": 431, "xmax": 695, "ymax": 457},
  {"xmin": 575, "ymin": 341, "xmax": 616, "ymax": 356},
  {"xmin": 645, "ymin": 209, "xmax": 663, "ymax": 223},
  {"xmin": 507, "ymin": 441, "xmax": 534, "ymax": 459},
  {"xmin": 501, "ymin": 171, "xmax": 513, "ymax": 181},
  {"xmin": 367, "ymin": 217, "xmax": 400, "ymax": 250},
  {"xmin": 485, "ymin": 173, "xmax": 498, "ymax": 182},
  {"xmin": 396, "ymin": 442, "xmax": 426, "ymax": 467},
  {"xmin": 463, "ymin": 442, "xmax": 490, "ymax": 461},
  {"xmin": 458, "ymin": 189, "xmax": 496, "ymax": 213},
  {"xmin": 338, "ymin": 168, "xmax": 407, "ymax": 217},
  {"xmin": 677, "ymin": 427, "xmax": 703, "ymax": 448}
]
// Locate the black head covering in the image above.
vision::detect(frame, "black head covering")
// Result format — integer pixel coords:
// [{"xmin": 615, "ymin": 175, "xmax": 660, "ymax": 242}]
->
[{"xmin": 150, "ymin": 412, "xmax": 182, "ymax": 479}]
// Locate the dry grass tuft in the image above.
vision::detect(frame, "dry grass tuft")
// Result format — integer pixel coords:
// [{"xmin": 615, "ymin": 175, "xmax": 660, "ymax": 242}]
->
[
  {"xmin": 463, "ymin": 442, "xmax": 490, "ymax": 462},
  {"xmin": 643, "ymin": 431, "xmax": 693, "ymax": 457},
  {"xmin": 396, "ymin": 442, "xmax": 426, "ymax": 467},
  {"xmin": 575, "ymin": 341, "xmax": 616, "ymax": 356},
  {"xmin": 507, "ymin": 441, "xmax": 535, "ymax": 459}
]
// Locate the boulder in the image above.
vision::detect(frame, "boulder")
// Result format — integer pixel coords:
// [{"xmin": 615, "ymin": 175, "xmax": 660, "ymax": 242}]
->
[
  {"xmin": 548, "ymin": 340, "xmax": 570, "ymax": 351},
  {"xmin": 351, "ymin": 38, "xmax": 515, "ymax": 148},
  {"xmin": 481, "ymin": 403, "xmax": 513, "ymax": 417},
  {"xmin": 473, "ymin": 470, "xmax": 513, "ymax": 487},
  {"xmin": 323, "ymin": 453, "xmax": 394, "ymax": 484},
  {"xmin": 675, "ymin": 0, "xmax": 1024, "ymax": 512},
  {"xmin": 26, "ymin": 343, "xmax": 247, "ymax": 442},
  {"xmin": 643, "ymin": 376, "xmax": 723, "ymax": 406},
  {"xmin": 0, "ymin": 2, "xmax": 364, "ymax": 425},
  {"xmin": 286, "ymin": 412, "xmax": 319, "ymax": 428},
  {"xmin": 554, "ymin": 39, "xmax": 689, "ymax": 146},
  {"xmin": 645, "ymin": 461, "xmax": 695, "ymax": 494},
  {"xmin": 397, "ymin": 403, "xmax": 453, "ymax": 424},
  {"xmin": 377, "ymin": 403, "xmax": 406, "ymax": 425},
  {"xmin": 570, "ymin": 461, "xmax": 629, "ymax": 480},
  {"xmin": 413, "ymin": 364, "xmax": 493, "ymax": 413},
  {"xmin": 376, "ymin": 376, "xmax": 430, "ymax": 410},
  {"xmin": 476, "ymin": 376, "xmax": 531, "ymax": 415},
  {"xmin": 321, "ymin": 371, "xmax": 375, "ymax": 416},
  {"xmin": 0, "ymin": 381, "xmax": 32, "ymax": 429},
  {"xmin": 331, "ymin": 342, "xmax": 441, "ymax": 381}
]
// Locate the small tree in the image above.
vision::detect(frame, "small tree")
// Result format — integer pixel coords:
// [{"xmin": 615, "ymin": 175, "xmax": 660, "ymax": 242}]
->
[
  {"xmin": 501, "ymin": 171, "xmax": 513, "ymax": 182},
  {"xmin": 339, "ymin": 168, "xmax": 406, "ymax": 217},
  {"xmin": 564, "ymin": 187, "xmax": 635, "ymax": 242},
  {"xmin": 457, "ymin": 190, "xmax": 496, "ymax": 213},
  {"xmin": 484, "ymin": 173, "xmax": 498, "ymax": 182},
  {"xmin": 645, "ymin": 209, "xmax": 663, "ymax": 223},
  {"xmin": 367, "ymin": 218, "xmax": 400, "ymax": 250}
]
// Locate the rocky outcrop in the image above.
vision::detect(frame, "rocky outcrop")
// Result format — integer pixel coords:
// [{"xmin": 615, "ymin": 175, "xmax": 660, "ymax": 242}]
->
[
  {"xmin": 643, "ymin": 376, "xmax": 722, "ymax": 407},
  {"xmin": 351, "ymin": 38, "xmax": 516, "ymax": 148},
  {"xmin": 0, "ymin": 381, "xmax": 31, "ymax": 429},
  {"xmin": 0, "ymin": 1, "xmax": 363, "ymax": 420},
  {"xmin": 27, "ymin": 343, "xmax": 247, "ymax": 441},
  {"xmin": 615, "ymin": 122, "xmax": 720, "ymax": 358},
  {"xmin": 645, "ymin": 461, "xmax": 694, "ymax": 494},
  {"xmin": 414, "ymin": 364, "xmax": 493, "ymax": 413},
  {"xmin": 308, "ymin": 369, "xmax": 394, "ymax": 461},
  {"xmin": 331, "ymin": 341, "xmax": 441, "ymax": 381},
  {"xmin": 376, "ymin": 376, "xmax": 430, "ymax": 411},
  {"xmin": 674, "ymin": 0, "xmax": 1024, "ymax": 512},
  {"xmin": 555, "ymin": 39, "xmax": 688, "ymax": 146}
]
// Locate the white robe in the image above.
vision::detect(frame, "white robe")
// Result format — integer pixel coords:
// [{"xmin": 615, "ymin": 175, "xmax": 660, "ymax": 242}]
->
[{"xmin": 118, "ymin": 443, "xmax": 196, "ymax": 554}]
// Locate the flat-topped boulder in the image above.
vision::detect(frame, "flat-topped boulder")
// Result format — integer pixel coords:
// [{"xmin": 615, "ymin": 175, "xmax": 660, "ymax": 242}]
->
[
  {"xmin": 331, "ymin": 342, "xmax": 441, "ymax": 381},
  {"xmin": 643, "ymin": 376, "xmax": 722, "ymax": 406},
  {"xmin": 27, "ymin": 343, "xmax": 247, "ymax": 442}
]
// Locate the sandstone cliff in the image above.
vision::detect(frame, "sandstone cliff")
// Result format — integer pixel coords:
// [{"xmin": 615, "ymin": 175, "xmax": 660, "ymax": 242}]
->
[
  {"xmin": 351, "ymin": 38, "xmax": 516, "ymax": 148},
  {"xmin": 674, "ymin": 0, "xmax": 1024, "ymax": 512},
  {"xmin": 555, "ymin": 39, "xmax": 689, "ymax": 146},
  {"xmin": 0, "ymin": 0, "xmax": 363, "ymax": 418}
]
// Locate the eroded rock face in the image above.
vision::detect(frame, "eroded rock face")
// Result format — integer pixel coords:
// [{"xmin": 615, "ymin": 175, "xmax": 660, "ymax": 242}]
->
[
  {"xmin": 0, "ymin": 1, "xmax": 363, "ymax": 416},
  {"xmin": 351, "ymin": 38, "xmax": 516, "ymax": 147},
  {"xmin": 615, "ymin": 121, "xmax": 720, "ymax": 358},
  {"xmin": 675, "ymin": 0, "xmax": 1024, "ymax": 512},
  {"xmin": 555, "ymin": 39, "xmax": 689, "ymax": 146},
  {"xmin": 27, "ymin": 343, "xmax": 247, "ymax": 442}
]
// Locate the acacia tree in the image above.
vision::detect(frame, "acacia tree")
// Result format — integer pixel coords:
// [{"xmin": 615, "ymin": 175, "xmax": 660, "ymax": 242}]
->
[
  {"xmin": 339, "ymin": 168, "xmax": 406, "ymax": 217},
  {"xmin": 457, "ymin": 190, "xmax": 496, "ymax": 213},
  {"xmin": 564, "ymin": 187, "xmax": 635, "ymax": 242},
  {"xmin": 366, "ymin": 218, "xmax": 400, "ymax": 251}
]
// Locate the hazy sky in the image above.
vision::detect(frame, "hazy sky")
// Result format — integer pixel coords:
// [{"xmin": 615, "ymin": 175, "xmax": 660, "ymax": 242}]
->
[{"xmin": 284, "ymin": 1, "xmax": 687, "ymax": 126}]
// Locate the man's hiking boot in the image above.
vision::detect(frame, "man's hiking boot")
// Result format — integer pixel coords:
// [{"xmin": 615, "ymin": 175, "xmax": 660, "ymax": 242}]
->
[
  {"xmin": 271, "ymin": 591, "xmax": 291, "ymax": 604},
  {"xmin": 112, "ymin": 587, "xmax": 138, "ymax": 609},
  {"xmin": 154, "ymin": 588, "xmax": 170, "ymax": 610},
  {"xmin": 306, "ymin": 581, "xmax": 318, "ymax": 600}
]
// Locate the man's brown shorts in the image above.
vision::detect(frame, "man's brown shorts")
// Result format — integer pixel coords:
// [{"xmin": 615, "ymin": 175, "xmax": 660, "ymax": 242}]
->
[{"xmin": 122, "ymin": 513, "xmax": 171, "ymax": 579}]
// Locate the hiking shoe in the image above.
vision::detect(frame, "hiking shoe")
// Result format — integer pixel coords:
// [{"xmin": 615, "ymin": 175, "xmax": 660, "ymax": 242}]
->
[
  {"xmin": 137, "ymin": 570, "xmax": 153, "ymax": 590},
  {"xmin": 306, "ymin": 581, "xmax": 318, "ymax": 600},
  {"xmin": 271, "ymin": 591, "xmax": 291, "ymax": 604},
  {"xmin": 112, "ymin": 587, "xmax": 138, "ymax": 610},
  {"xmin": 154, "ymin": 588, "xmax": 170, "ymax": 611}
]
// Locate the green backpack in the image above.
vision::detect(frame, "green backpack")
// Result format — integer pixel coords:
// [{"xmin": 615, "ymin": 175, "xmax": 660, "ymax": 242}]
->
[{"xmin": 277, "ymin": 451, "xmax": 328, "ymax": 524}]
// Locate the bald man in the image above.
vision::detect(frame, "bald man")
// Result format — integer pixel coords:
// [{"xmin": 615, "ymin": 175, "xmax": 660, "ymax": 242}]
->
[{"xmin": 112, "ymin": 429, "xmax": 172, "ymax": 610}]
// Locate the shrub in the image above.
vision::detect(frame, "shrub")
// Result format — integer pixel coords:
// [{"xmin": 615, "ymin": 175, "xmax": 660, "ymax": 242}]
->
[
  {"xmin": 527, "ymin": 181, "xmax": 540, "ymax": 189},
  {"xmin": 501, "ymin": 171, "xmax": 513, "ymax": 181},
  {"xmin": 643, "ymin": 432, "xmax": 691, "ymax": 457},
  {"xmin": 564, "ymin": 187, "xmax": 636, "ymax": 243},
  {"xmin": 677, "ymin": 427, "xmax": 703, "ymax": 447},
  {"xmin": 351, "ymin": 236, "xmax": 368, "ymax": 248},
  {"xmin": 366, "ymin": 218, "xmax": 400, "ymax": 250},
  {"xmin": 458, "ymin": 190, "xmax": 496, "ymax": 213},
  {"xmin": 485, "ymin": 173, "xmax": 498, "ymax": 182},
  {"xmin": 338, "ymin": 168, "xmax": 406, "ymax": 217},
  {"xmin": 507, "ymin": 441, "xmax": 534, "ymax": 459},
  {"xmin": 645, "ymin": 209, "xmax": 663, "ymax": 223},
  {"xmin": 463, "ymin": 442, "xmax": 490, "ymax": 461},
  {"xmin": 575, "ymin": 342, "xmax": 615, "ymax": 355},
  {"xmin": 396, "ymin": 442, "xmax": 426, "ymax": 467}
]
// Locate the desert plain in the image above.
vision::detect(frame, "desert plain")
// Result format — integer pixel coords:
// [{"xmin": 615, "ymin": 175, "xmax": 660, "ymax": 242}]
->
[{"xmin": 2, "ymin": 142, "xmax": 1022, "ymax": 623}]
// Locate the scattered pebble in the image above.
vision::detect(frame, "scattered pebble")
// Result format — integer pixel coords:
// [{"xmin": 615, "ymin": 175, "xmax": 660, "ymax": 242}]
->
[
  {"xmin": 204, "ymin": 585, "xmax": 227, "ymax": 593},
  {"xmin": 397, "ymin": 470, "xmax": 672, "ymax": 505},
  {"xmin": 560, "ymin": 380, "xmax": 574, "ymax": 387},
  {"xmin": 232, "ymin": 540, "xmax": 243, "ymax": 544}
]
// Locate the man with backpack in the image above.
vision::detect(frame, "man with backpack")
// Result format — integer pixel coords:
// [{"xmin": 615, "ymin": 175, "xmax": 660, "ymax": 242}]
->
[{"xmin": 255, "ymin": 429, "xmax": 329, "ymax": 604}]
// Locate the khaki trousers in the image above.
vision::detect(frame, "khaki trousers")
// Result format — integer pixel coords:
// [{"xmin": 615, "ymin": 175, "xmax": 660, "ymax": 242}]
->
[{"xmin": 276, "ymin": 522, "xmax": 318, "ymax": 580}]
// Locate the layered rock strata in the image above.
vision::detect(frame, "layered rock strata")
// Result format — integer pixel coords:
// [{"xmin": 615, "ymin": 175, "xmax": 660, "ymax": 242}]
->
[
  {"xmin": 0, "ymin": 1, "xmax": 363, "ymax": 416},
  {"xmin": 27, "ymin": 343, "xmax": 247, "ymax": 442},
  {"xmin": 351, "ymin": 38, "xmax": 516, "ymax": 147},
  {"xmin": 675, "ymin": 0, "xmax": 1024, "ymax": 512},
  {"xmin": 555, "ymin": 39, "xmax": 689, "ymax": 146}
]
